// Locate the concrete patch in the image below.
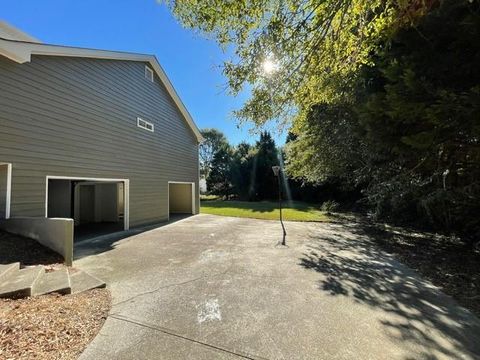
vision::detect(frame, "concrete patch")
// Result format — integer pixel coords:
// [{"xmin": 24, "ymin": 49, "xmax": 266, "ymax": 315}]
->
[
  {"xmin": 198, "ymin": 249, "xmax": 227, "ymax": 263},
  {"xmin": 197, "ymin": 299, "xmax": 222, "ymax": 323}
]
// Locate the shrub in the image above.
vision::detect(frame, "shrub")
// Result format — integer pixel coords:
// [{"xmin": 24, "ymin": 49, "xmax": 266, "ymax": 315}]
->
[{"xmin": 320, "ymin": 200, "xmax": 340, "ymax": 212}]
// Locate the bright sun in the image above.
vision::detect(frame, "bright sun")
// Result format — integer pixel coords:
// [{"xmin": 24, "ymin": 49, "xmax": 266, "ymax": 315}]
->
[{"xmin": 262, "ymin": 59, "xmax": 277, "ymax": 74}]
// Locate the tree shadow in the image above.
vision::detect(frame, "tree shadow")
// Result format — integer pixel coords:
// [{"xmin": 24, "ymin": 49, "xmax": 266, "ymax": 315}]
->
[{"xmin": 299, "ymin": 222, "xmax": 480, "ymax": 359}]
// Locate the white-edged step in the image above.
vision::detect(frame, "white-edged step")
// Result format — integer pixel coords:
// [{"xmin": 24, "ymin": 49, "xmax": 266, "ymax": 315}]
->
[
  {"xmin": 0, "ymin": 266, "xmax": 44, "ymax": 298},
  {"xmin": 33, "ymin": 267, "xmax": 71, "ymax": 296},
  {"xmin": 0, "ymin": 262, "xmax": 20, "ymax": 280},
  {"xmin": 0, "ymin": 263, "xmax": 106, "ymax": 299}
]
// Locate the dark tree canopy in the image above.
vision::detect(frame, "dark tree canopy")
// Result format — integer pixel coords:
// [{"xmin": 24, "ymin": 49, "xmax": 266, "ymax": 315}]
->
[
  {"xmin": 287, "ymin": 0, "xmax": 480, "ymax": 239},
  {"xmin": 251, "ymin": 132, "xmax": 279, "ymax": 200},
  {"xmin": 206, "ymin": 142, "xmax": 233, "ymax": 197},
  {"xmin": 203, "ymin": 131, "xmax": 279, "ymax": 201}
]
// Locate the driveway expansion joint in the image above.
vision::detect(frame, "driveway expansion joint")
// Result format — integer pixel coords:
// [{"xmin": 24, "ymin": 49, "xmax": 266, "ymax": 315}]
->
[{"xmin": 109, "ymin": 314, "xmax": 268, "ymax": 360}]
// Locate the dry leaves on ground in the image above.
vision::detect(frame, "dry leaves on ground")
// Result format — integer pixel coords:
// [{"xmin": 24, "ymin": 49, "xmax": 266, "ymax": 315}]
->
[
  {"xmin": 365, "ymin": 223, "xmax": 480, "ymax": 317},
  {"xmin": 0, "ymin": 289, "xmax": 110, "ymax": 360},
  {"xmin": 0, "ymin": 231, "xmax": 63, "ymax": 266}
]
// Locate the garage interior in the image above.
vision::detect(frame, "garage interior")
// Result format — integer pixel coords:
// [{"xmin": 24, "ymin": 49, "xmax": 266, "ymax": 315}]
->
[
  {"xmin": 169, "ymin": 182, "xmax": 193, "ymax": 217},
  {"xmin": 47, "ymin": 179, "xmax": 125, "ymax": 241}
]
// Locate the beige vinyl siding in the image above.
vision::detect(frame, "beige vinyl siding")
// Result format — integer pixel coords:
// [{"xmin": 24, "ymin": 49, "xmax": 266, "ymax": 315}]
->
[{"xmin": 0, "ymin": 55, "xmax": 199, "ymax": 227}]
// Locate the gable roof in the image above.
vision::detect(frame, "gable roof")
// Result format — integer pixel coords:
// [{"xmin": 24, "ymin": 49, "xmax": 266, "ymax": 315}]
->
[
  {"xmin": 0, "ymin": 21, "xmax": 42, "ymax": 43},
  {"xmin": 0, "ymin": 23, "xmax": 203, "ymax": 143}
]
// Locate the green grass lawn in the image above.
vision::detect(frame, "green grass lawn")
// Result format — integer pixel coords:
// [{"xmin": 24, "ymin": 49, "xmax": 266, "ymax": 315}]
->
[{"xmin": 200, "ymin": 200, "xmax": 330, "ymax": 222}]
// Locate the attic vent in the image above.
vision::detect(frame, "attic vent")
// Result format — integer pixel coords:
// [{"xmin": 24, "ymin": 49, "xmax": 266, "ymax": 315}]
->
[
  {"xmin": 145, "ymin": 66, "xmax": 154, "ymax": 82},
  {"xmin": 137, "ymin": 117, "xmax": 154, "ymax": 132}
]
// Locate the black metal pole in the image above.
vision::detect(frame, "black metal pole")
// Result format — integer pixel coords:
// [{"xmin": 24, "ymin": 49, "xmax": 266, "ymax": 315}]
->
[{"xmin": 278, "ymin": 172, "xmax": 286, "ymax": 245}]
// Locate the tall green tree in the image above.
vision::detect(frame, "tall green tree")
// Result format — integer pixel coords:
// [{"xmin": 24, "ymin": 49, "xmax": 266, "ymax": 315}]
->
[
  {"xmin": 199, "ymin": 128, "xmax": 228, "ymax": 178},
  {"xmin": 251, "ymin": 132, "xmax": 279, "ymax": 200},
  {"xmin": 355, "ymin": 0, "xmax": 480, "ymax": 236},
  {"xmin": 230, "ymin": 142, "xmax": 255, "ymax": 200},
  {"xmin": 204, "ymin": 131, "xmax": 281, "ymax": 201},
  {"xmin": 286, "ymin": 0, "xmax": 480, "ymax": 240},
  {"xmin": 206, "ymin": 143, "xmax": 234, "ymax": 198},
  {"xmin": 286, "ymin": 103, "xmax": 365, "ymax": 183}
]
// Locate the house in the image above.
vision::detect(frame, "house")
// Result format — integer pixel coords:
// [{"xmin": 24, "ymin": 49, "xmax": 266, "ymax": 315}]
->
[{"xmin": 0, "ymin": 22, "xmax": 203, "ymax": 261}]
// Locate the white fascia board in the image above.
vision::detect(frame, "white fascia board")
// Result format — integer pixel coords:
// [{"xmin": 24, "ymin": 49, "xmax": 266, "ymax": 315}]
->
[
  {"xmin": 0, "ymin": 38, "xmax": 31, "ymax": 63},
  {"xmin": 0, "ymin": 38, "xmax": 204, "ymax": 143}
]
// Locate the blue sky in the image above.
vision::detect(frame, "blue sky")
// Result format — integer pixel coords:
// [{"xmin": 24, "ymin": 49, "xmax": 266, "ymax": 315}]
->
[{"xmin": 2, "ymin": 0, "xmax": 287, "ymax": 146}]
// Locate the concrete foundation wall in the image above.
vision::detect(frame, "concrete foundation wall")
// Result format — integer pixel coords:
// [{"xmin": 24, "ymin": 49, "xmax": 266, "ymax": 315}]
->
[{"xmin": 0, "ymin": 217, "xmax": 73, "ymax": 265}]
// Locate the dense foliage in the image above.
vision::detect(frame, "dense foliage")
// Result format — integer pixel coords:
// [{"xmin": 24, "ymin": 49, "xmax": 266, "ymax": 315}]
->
[
  {"xmin": 170, "ymin": 0, "xmax": 479, "ymax": 242},
  {"xmin": 205, "ymin": 131, "xmax": 280, "ymax": 201},
  {"xmin": 287, "ymin": 1, "xmax": 480, "ymax": 241},
  {"xmin": 166, "ymin": 0, "xmax": 434, "ymax": 123},
  {"xmin": 199, "ymin": 128, "xmax": 228, "ymax": 178}
]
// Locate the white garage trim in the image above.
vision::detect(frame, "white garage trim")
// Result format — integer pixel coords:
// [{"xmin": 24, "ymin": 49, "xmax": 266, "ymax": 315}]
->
[
  {"xmin": 167, "ymin": 181, "xmax": 195, "ymax": 221},
  {"xmin": 45, "ymin": 175, "xmax": 130, "ymax": 230},
  {"xmin": 0, "ymin": 163, "xmax": 12, "ymax": 219}
]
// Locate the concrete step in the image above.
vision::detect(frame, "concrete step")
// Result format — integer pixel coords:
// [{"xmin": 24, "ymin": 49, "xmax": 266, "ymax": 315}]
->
[
  {"xmin": 69, "ymin": 269, "xmax": 106, "ymax": 294},
  {"xmin": 0, "ymin": 266, "xmax": 44, "ymax": 298},
  {"xmin": 32, "ymin": 268, "xmax": 71, "ymax": 296},
  {"xmin": 0, "ymin": 262, "xmax": 20, "ymax": 280}
]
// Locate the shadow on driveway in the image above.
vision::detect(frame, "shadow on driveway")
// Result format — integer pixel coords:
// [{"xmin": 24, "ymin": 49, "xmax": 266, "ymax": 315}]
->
[
  {"xmin": 74, "ymin": 214, "xmax": 192, "ymax": 261},
  {"xmin": 75, "ymin": 215, "xmax": 480, "ymax": 359},
  {"xmin": 299, "ymin": 222, "xmax": 480, "ymax": 359}
]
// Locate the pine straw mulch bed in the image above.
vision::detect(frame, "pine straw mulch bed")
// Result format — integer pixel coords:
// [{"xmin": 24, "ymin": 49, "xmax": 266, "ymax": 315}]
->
[{"xmin": 0, "ymin": 289, "xmax": 111, "ymax": 360}]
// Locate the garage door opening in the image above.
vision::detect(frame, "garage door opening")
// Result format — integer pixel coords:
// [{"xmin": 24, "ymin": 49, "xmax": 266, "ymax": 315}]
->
[
  {"xmin": 46, "ymin": 177, "xmax": 129, "ymax": 242},
  {"xmin": 168, "ymin": 182, "xmax": 194, "ymax": 219}
]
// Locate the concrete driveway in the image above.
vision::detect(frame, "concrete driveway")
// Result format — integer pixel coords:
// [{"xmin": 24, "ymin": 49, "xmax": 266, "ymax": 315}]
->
[{"xmin": 76, "ymin": 214, "xmax": 480, "ymax": 360}]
